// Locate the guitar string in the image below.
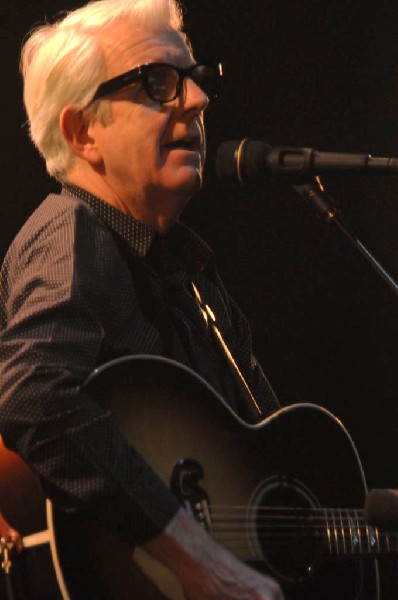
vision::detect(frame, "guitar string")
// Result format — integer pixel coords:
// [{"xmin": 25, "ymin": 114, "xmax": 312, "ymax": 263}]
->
[
  {"xmin": 207, "ymin": 518, "xmax": 396, "ymax": 556},
  {"xmin": 197, "ymin": 507, "xmax": 397, "ymax": 546},
  {"xmin": 209, "ymin": 505, "xmax": 366, "ymax": 513},
  {"xmin": 206, "ymin": 506, "xmax": 370, "ymax": 522},
  {"xmin": 209, "ymin": 517, "xmax": 376, "ymax": 525},
  {"xmin": 212, "ymin": 520, "xmax": 390, "ymax": 539},
  {"xmin": 210, "ymin": 532, "xmax": 395, "ymax": 553},
  {"xmin": 210, "ymin": 531, "xmax": 389, "ymax": 540},
  {"xmin": 206, "ymin": 535, "xmax": 394, "ymax": 560},
  {"xmin": 209, "ymin": 517, "xmax": 396, "ymax": 534},
  {"xmin": 210, "ymin": 529, "xmax": 397, "ymax": 553},
  {"xmin": 208, "ymin": 509, "xmax": 365, "ymax": 523},
  {"xmin": 199, "ymin": 508, "xmax": 397, "ymax": 548},
  {"xmin": 210, "ymin": 538, "xmax": 395, "ymax": 551}
]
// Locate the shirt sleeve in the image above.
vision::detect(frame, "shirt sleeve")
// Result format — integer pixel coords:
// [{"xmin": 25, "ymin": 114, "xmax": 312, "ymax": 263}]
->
[{"xmin": 0, "ymin": 200, "xmax": 180, "ymax": 545}]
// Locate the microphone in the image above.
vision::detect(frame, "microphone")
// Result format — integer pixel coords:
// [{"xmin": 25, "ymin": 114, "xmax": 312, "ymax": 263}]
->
[{"xmin": 216, "ymin": 139, "xmax": 398, "ymax": 185}]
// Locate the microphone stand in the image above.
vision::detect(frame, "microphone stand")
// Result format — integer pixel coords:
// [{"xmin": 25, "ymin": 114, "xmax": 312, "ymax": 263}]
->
[{"xmin": 293, "ymin": 176, "xmax": 398, "ymax": 296}]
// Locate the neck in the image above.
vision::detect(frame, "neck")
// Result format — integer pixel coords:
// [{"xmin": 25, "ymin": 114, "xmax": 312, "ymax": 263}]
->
[{"xmin": 63, "ymin": 169, "xmax": 184, "ymax": 234}]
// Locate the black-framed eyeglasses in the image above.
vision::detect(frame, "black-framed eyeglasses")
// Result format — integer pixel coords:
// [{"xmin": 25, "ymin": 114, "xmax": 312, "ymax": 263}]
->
[{"xmin": 91, "ymin": 61, "xmax": 223, "ymax": 104}]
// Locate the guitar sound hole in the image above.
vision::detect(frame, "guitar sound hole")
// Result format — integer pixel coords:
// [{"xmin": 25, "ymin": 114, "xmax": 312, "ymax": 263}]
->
[{"xmin": 248, "ymin": 476, "xmax": 324, "ymax": 582}]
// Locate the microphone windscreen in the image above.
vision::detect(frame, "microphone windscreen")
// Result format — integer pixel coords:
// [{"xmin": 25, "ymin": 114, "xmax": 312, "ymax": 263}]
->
[
  {"xmin": 215, "ymin": 140, "xmax": 241, "ymax": 183},
  {"xmin": 216, "ymin": 140, "xmax": 271, "ymax": 184}
]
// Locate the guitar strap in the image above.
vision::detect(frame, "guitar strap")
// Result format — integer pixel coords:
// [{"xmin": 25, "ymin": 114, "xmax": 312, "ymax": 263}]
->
[{"xmin": 191, "ymin": 283, "xmax": 262, "ymax": 418}]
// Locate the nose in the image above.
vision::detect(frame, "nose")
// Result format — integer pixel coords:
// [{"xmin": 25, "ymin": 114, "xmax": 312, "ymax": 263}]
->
[{"xmin": 181, "ymin": 76, "xmax": 209, "ymax": 113}]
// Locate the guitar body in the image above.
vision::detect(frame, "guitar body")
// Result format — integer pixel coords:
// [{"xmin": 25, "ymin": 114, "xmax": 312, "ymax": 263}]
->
[{"xmin": 0, "ymin": 356, "xmax": 382, "ymax": 599}]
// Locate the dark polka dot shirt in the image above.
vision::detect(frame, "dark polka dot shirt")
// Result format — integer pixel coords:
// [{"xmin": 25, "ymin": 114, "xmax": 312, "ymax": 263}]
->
[{"xmin": 0, "ymin": 185, "xmax": 279, "ymax": 545}]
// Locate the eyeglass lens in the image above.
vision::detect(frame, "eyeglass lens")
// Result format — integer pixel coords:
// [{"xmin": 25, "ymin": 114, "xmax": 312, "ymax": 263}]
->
[{"xmin": 145, "ymin": 64, "xmax": 219, "ymax": 102}]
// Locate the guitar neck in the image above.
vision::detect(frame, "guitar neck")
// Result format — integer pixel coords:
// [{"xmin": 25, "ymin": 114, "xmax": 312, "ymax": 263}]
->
[
  {"xmin": 322, "ymin": 508, "xmax": 398, "ymax": 557},
  {"xmin": 224, "ymin": 505, "xmax": 398, "ymax": 561}
]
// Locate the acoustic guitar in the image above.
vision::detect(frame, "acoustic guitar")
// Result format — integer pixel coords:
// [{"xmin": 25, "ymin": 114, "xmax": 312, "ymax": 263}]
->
[{"xmin": 0, "ymin": 355, "xmax": 396, "ymax": 599}]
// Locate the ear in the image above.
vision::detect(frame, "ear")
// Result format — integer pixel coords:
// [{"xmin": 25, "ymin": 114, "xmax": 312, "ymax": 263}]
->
[{"xmin": 60, "ymin": 105, "xmax": 103, "ymax": 167}]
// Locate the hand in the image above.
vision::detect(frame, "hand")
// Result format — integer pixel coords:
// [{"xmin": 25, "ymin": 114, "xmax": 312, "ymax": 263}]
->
[
  {"xmin": 144, "ymin": 508, "xmax": 284, "ymax": 600},
  {"xmin": 179, "ymin": 546, "xmax": 283, "ymax": 600}
]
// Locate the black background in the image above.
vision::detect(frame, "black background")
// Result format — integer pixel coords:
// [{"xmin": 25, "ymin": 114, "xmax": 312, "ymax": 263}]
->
[{"xmin": 1, "ymin": 0, "xmax": 398, "ymax": 593}]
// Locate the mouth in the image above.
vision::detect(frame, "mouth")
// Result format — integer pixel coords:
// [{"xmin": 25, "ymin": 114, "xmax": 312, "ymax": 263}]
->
[{"xmin": 164, "ymin": 137, "xmax": 200, "ymax": 152}]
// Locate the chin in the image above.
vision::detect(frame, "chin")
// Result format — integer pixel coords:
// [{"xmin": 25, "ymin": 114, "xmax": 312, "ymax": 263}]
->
[{"xmin": 173, "ymin": 167, "xmax": 203, "ymax": 196}]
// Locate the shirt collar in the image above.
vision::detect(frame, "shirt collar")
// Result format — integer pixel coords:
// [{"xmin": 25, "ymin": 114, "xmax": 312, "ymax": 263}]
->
[
  {"xmin": 63, "ymin": 183, "xmax": 155, "ymax": 257},
  {"xmin": 62, "ymin": 184, "xmax": 213, "ymax": 272}
]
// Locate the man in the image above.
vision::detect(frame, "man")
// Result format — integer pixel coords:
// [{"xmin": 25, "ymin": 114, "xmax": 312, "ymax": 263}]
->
[{"xmin": 0, "ymin": 0, "xmax": 283, "ymax": 598}]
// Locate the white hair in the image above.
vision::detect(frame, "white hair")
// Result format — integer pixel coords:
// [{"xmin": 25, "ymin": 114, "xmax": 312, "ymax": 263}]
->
[{"xmin": 21, "ymin": 0, "xmax": 185, "ymax": 180}]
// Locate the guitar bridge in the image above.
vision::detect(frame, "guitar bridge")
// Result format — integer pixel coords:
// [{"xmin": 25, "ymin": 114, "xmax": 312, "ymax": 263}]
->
[{"xmin": 170, "ymin": 458, "xmax": 212, "ymax": 533}]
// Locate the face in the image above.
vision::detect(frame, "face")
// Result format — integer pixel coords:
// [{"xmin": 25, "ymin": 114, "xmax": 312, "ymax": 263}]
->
[{"xmin": 87, "ymin": 22, "xmax": 208, "ymax": 232}]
